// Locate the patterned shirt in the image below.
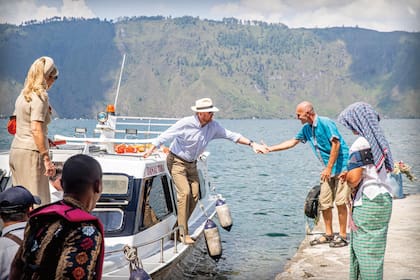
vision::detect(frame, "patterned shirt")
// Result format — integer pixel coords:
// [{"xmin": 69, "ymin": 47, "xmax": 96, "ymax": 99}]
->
[{"xmin": 10, "ymin": 197, "xmax": 103, "ymax": 280}]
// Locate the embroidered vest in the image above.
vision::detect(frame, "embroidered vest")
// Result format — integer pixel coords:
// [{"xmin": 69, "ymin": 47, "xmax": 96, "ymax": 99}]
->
[{"xmin": 30, "ymin": 202, "xmax": 105, "ymax": 278}]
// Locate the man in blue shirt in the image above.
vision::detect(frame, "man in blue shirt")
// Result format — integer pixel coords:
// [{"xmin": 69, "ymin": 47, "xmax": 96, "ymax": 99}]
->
[
  {"xmin": 144, "ymin": 98, "xmax": 267, "ymax": 244},
  {"xmin": 263, "ymin": 101, "xmax": 349, "ymax": 248}
]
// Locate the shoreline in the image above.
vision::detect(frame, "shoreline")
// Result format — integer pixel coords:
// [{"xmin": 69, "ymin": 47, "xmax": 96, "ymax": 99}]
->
[{"xmin": 276, "ymin": 193, "xmax": 420, "ymax": 279}]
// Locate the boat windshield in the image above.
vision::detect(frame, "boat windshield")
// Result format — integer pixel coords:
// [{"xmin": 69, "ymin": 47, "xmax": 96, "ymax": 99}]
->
[
  {"xmin": 92, "ymin": 173, "xmax": 132, "ymax": 233},
  {"xmin": 102, "ymin": 174, "xmax": 130, "ymax": 195},
  {"xmin": 93, "ymin": 208, "xmax": 124, "ymax": 232}
]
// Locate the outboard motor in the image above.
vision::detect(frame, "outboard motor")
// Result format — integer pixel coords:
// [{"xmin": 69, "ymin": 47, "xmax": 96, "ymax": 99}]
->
[
  {"xmin": 215, "ymin": 198, "xmax": 233, "ymax": 231},
  {"xmin": 204, "ymin": 219, "xmax": 222, "ymax": 261}
]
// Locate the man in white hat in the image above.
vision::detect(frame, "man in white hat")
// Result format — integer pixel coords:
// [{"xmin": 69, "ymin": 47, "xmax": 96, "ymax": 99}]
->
[{"xmin": 144, "ymin": 98, "xmax": 267, "ymax": 244}]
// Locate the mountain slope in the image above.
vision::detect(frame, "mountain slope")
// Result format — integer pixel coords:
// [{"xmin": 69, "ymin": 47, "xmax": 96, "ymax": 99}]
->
[{"xmin": 0, "ymin": 17, "xmax": 418, "ymax": 119}]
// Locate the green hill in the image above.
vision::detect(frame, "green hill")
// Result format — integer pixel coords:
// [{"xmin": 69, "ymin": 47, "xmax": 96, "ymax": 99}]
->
[{"xmin": 0, "ymin": 16, "xmax": 419, "ymax": 119}]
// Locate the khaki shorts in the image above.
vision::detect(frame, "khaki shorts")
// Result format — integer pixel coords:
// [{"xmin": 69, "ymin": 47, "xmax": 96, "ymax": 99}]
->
[{"xmin": 318, "ymin": 176, "xmax": 349, "ymax": 210}]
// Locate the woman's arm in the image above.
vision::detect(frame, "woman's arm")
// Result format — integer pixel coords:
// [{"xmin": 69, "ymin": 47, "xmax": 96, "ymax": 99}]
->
[
  {"xmin": 346, "ymin": 167, "xmax": 363, "ymax": 188},
  {"xmin": 31, "ymin": 120, "xmax": 55, "ymax": 176},
  {"xmin": 31, "ymin": 120, "xmax": 48, "ymax": 156}
]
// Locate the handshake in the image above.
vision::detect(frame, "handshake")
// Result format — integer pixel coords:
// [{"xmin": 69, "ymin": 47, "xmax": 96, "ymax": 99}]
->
[{"xmin": 249, "ymin": 141, "xmax": 271, "ymax": 154}]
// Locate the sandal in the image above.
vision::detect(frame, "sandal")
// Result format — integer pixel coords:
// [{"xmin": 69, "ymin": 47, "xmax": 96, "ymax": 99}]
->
[
  {"xmin": 309, "ymin": 234, "xmax": 334, "ymax": 246},
  {"xmin": 329, "ymin": 235, "xmax": 348, "ymax": 248}
]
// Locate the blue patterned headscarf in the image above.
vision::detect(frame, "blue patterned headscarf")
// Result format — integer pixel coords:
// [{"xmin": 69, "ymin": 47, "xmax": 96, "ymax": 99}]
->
[{"xmin": 337, "ymin": 102, "xmax": 393, "ymax": 172}]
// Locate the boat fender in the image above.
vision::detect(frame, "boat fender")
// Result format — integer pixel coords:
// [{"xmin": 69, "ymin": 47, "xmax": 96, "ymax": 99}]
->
[
  {"xmin": 204, "ymin": 219, "xmax": 222, "ymax": 261},
  {"xmin": 215, "ymin": 199, "xmax": 233, "ymax": 231}
]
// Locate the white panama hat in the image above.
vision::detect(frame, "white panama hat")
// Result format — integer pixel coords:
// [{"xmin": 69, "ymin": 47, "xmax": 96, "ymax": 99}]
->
[{"xmin": 191, "ymin": 98, "xmax": 219, "ymax": 112}]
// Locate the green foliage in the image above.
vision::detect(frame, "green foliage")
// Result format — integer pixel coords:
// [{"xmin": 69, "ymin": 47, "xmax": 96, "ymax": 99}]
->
[{"xmin": 0, "ymin": 17, "xmax": 418, "ymax": 119}]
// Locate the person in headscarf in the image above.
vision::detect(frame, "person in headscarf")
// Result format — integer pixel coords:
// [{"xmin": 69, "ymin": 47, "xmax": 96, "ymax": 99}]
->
[
  {"xmin": 9, "ymin": 56, "xmax": 59, "ymax": 205},
  {"xmin": 338, "ymin": 102, "xmax": 393, "ymax": 280}
]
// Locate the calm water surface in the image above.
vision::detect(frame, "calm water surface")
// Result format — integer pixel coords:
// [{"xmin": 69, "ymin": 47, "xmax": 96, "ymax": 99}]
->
[{"xmin": 1, "ymin": 118, "xmax": 419, "ymax": 279}]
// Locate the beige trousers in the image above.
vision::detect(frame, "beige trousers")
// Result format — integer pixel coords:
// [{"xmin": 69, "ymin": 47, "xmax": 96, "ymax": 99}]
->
[
  {"xmin": 9, "ymin": 148, "xmax": 51, "ymax": 205},
  {"xmin": 167, "ymin": 152, "xmax": 200, "ymax": 236}
]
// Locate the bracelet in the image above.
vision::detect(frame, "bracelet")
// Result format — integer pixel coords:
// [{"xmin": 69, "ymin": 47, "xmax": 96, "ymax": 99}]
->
[{"xmin": 248, "ymin": 140, "xmax": 254, "ymax": 146}]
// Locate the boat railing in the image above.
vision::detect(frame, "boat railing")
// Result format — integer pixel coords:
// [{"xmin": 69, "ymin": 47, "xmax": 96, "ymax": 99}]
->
[
  {"xmin": 105, "ymin": 225, "xmax": 184, "ymax": 264},
  {"xmin": 98, "ymin": 116, "xmax": 179, "ymax": 138}
]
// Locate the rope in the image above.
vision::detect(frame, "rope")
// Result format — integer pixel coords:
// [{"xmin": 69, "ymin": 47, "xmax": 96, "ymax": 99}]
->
[{"xmin": 123, "ymin": 245, "xmax": 142, "ymax": 269}]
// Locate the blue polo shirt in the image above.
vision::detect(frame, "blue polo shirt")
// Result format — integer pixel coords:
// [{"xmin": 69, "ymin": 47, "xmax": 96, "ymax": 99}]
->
[{"xmin": 295, "ymin": 115, "xmax": 349, "ymax": 176}]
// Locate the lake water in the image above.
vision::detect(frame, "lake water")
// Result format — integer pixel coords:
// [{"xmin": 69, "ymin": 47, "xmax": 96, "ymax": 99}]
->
[{"xmin": 1, "ymin": 118, "xmax": 419, "ymax": 279}]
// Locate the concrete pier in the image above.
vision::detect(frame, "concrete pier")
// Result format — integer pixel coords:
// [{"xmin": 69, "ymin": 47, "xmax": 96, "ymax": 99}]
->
[{"xmin": 277, "ymin": 194, "xmax": 420, "ymax": 280}]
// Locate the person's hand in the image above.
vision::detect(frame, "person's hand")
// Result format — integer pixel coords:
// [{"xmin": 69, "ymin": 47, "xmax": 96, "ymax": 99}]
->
[
  {"xmin": 251, "ymin": 141, "xmax": 270, "ymax": 154},
  {"xmin": 259, "ymin": 140, "xmax": 271, "ymax": 154},
  {"xmin": 339, "ymin": 171, "xmax": 347, "ymax": 182},
  {"xmin": 43, "ymin": 158, "xmax": 56, "ymax": 177},
  {"xmin": 143, "ymin": 146, "xmax": 155, "ymax": 158},
  {"xmin": 320, "ymin": 167, "xmax": 332, "ymax": 182}
]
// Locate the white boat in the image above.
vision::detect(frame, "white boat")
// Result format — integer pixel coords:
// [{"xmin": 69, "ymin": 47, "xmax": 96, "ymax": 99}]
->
[{"xmin": 0, "ymin": 110, "xmax": 228, "ymax": 279}]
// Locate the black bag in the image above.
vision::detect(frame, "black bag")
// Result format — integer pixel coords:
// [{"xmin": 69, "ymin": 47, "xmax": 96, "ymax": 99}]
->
[{"xmin": 304, "ymin": 185, "xmax": 320, "ymax": 219}]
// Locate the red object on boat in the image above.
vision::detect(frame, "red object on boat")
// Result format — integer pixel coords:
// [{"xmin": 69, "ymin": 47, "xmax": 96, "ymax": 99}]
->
[{"xmin": 7, "ymin": 117, "xmax": 16, "ymax": 135}]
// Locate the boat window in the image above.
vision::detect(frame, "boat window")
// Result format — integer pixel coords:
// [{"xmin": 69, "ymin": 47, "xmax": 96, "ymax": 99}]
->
[
  {"xmin": 92, "ymin": 208, "xmax": 124, "ymax": 232},
  {"xmin": 102, "ymin": 174, "xmax": 130, "ymax": 195},
  {"xmin": 142, "ymin": 175, "xmax": 173, "ymax": 228}
]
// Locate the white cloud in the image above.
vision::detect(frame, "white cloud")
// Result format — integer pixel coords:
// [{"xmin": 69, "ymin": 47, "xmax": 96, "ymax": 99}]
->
[
  {"xmin": 209, "ymin": 0, "xmax": 420, "ymax": 31},
  {"xmin": 0, "ymin": 0, "xmax": 96, "ymax": 25},
  {"xmin": 0, "ymin": 0, "xmax": 418, "ymax": 31}
]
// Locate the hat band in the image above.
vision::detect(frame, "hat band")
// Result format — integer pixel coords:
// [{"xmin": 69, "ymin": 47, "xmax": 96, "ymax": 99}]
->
[{"xmin": 196, "ymin": 105, "xmax": 214, "ymax": 110}]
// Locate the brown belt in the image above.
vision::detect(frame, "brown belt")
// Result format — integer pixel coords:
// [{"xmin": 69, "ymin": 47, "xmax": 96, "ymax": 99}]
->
[{"xmin": 169, "ymin": 152, "xmax": 196, "ymax": 164}]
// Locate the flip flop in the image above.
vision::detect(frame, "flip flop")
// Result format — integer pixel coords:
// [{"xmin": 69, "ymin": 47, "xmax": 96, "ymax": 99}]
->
[
  {"xmin": 309, "ymin": 234, "xmax": 334, "ymax": 246},
  {"xmin": 329, "ymin": 235, "xmax": 348, "ymax": 248}
]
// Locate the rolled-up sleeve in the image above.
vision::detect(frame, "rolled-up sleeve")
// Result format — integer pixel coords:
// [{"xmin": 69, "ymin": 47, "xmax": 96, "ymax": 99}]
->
[{"xmin": 213, "ymin": 122, "xmax": 242, "ymax": 142}]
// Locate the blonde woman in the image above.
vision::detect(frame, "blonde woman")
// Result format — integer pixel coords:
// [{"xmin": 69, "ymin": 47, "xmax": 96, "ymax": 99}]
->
[{"xmin": 9, "ymin": 56, "xmax": 59, "ymax": 205}]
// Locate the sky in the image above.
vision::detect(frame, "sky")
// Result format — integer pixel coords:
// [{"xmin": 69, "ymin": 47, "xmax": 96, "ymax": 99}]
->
[{"xmin": 0, "ymin": 0, "xmax": 419, "ymax": 32}]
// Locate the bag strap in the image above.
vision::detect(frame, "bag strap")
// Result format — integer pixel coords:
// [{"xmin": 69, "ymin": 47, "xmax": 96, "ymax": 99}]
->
[
  {"xmin": 4, "ymin": 232, "xmax": 23, "ymax": 246},
  {"xmin": 348, "ymin": 148, "xmax": 374, "ymax": 171}
]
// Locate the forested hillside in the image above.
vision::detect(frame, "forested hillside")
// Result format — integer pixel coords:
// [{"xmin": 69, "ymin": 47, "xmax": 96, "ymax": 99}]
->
[{"xmin": 0, "ymin": 16, "xmax": 418, "ymax": 119}]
